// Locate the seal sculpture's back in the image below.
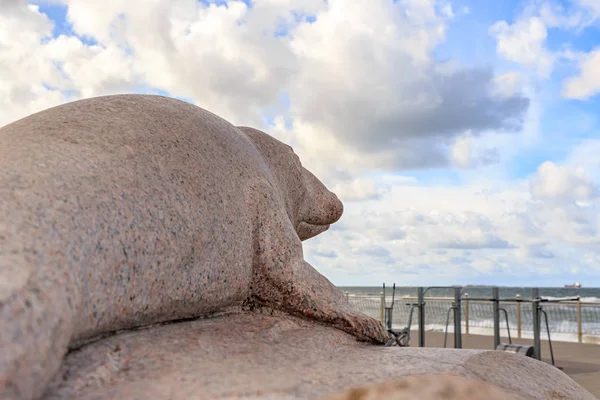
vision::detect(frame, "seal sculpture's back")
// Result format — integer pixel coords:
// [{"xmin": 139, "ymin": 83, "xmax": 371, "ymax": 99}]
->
[{"xmin": 0, "ymin": 95, "xmax": 387, "ymax": 400}]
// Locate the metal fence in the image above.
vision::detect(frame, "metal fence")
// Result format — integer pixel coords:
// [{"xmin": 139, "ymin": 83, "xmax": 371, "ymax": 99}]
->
[{"xmin": 347, "ymin": 293, "xmax": 600, "ymax": 343}]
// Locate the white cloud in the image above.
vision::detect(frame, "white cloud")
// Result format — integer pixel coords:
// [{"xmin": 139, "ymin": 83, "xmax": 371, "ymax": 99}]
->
[
  {"xmin": 490, "ymin": 0, "xmax": 600, "ymax": 88},
  {"xmin": 0, "ymin": 1, "xmax": 68, "ymax": 125},
  {"xmin": 1, "ymin": 0, "xmax": 529, "ymax": 171},
  {"xmin": 493, "ymin": 71, "xmax": 524, "ymax": 98},
  {"xmin": 287, "ymin": 8, "xmax": 529, "ymax": 169},
  {"xmin": 563, "ymin": 49, "xmax": 600, "ymax": 99},
  {"xmin": 330, "ymin": 178, "xmax": 380, "ymax": 202},
  {"xmin": 536, "ymin": 1, "xmax": 597, "ymax": 30},
  {"xmin": 303, "ymin": 152, "xmax": 600, "ymax": 284},
  {"xmin": 450, "ymin": 132, "xmax": 500, "ymax": 169},
  {"xmin": 530, "ymin": 161, "xmax": 597, "ymax": 203},
  {"xmin": 451, "ymin": 135, "xmax": 472, "ymax": 168},
  {"xmin": 490, "ymin": 16, "xmax": 554, "ymax": 77}
]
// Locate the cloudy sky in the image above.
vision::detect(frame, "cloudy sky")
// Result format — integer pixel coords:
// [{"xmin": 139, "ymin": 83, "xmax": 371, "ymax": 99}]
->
[{"xmin": 2, "ymin": 0, "xmax": 600, "ymax": 287}]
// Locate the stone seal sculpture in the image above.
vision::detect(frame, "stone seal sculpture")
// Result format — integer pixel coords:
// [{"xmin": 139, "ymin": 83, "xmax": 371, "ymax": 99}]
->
[{"xmin": 0, "ymin": 94, "xmax": 388, "ymax": 400}]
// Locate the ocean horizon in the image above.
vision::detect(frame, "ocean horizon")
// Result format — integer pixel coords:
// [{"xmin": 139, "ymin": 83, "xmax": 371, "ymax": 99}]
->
[{"xmin": 337, "ymin": 285, "xmax": 600, "ymax": 303}]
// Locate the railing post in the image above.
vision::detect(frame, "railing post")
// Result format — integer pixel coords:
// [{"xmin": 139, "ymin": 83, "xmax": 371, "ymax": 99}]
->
[
  {"xmin": 532, "ymin": 288, "xmax": 541, "ymax": 360},
  {"xmin": 454, "ymin": 286, "xmax": 462, "ymax": 349},
  {"xmin": 380, "ymin": 292, "xmax": 385, "ymax": 324},
  {"xmin": 578, "ymin": 297, "xmax": 582, "ymax": 344},
  {"xmin": 516, "ymin": 294, "xmax": 521, "ymax": 339},
  {"xmin": 492, "ymin": 287, "xmax": 500, "ymax": 349},
  {"xmin": 418, "ymin": 287, "xmax": 425, "ymax": 347},
  {"xmin": 465, "ymin": 293, "xmax": 469, "ymax": 335}
]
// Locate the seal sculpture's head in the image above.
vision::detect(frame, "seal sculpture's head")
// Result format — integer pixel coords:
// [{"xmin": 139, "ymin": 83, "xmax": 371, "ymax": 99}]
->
[{"xmin": 238, "ymin": 126, "xmax": 343, "ymax": 241}]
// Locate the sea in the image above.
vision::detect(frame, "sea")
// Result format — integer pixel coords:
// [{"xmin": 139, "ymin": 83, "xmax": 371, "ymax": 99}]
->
[{"xmin": 338, "ymin": 286, "xmax": 600, "ymax": 344}]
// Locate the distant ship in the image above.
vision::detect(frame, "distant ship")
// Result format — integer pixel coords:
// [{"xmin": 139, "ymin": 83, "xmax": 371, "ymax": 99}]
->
[{"xmin": 564, "ymin": 281, "xmax": 582, "ymax": 288}]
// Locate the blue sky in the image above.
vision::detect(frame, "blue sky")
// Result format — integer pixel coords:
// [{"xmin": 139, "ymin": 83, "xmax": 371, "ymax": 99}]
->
[
  {"xmin": 5, "ymin": 0, "xmax": 600, "ymax": 287},
  {"xmin": 435, "ymin": 0, "xmax": 600, "ymax": 182},
  {"xmin": 37, "ymin": 2, "xmax": 98, "ymax": 45}
]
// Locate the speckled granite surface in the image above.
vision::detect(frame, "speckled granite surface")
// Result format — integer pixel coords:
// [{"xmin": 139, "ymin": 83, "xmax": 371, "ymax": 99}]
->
[
  {"xmin": 327, "ymin": 374, "xmax": 522, "ymax": 400},
  {"xmin": 40, "ymin": 311, "xmax": 595, "ymax": 400},
  {"xmin": 0, "ymin": 95, "xmax": 386, "ymax": 400}
]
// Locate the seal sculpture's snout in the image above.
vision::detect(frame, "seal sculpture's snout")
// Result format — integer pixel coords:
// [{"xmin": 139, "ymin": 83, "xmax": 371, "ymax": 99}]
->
[
  {"xmin": 296, "ymin": 168, "xmax": 344, "ymax": 241},
  {"xmin": 316, "ymin": 191, "xmax": 343, "ymax": 227}
]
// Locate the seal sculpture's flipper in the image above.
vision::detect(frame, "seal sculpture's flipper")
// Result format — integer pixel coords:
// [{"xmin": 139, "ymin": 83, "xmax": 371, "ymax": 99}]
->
[{"xmin": 237, "ymin": 127, "xmax": 388, "ymax": 343}]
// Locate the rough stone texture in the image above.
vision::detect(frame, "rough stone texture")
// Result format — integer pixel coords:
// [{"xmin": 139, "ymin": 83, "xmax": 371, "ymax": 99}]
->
[
  {"xmin": 0, "ymin": 94, "xmax": 387, "ymax": 400},
  {"xmin": 326, "ymin": 374, "xmax": 521, "ymax": 400},
  {"xmin": 40, "ymin": 312, "xmax": 595, "ymax": 400}
]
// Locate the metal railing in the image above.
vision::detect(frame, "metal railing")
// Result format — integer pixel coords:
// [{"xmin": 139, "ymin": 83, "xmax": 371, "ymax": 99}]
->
[{"xmin": 346, "ymin": 289, "xmax": 600, "ymax": 347}]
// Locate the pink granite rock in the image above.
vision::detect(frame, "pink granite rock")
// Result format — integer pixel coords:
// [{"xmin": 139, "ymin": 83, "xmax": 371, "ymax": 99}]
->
[
  {"xmin": 326, "ymin": 374, "xmax": 521, "ymax": 400},
  {"xmin": 0, "ymin": 95, "xmax": 387, "ymax": 400},
  {"xmin": 40, "ymin": 312, "xmax": 595, "ymax": 400}
]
